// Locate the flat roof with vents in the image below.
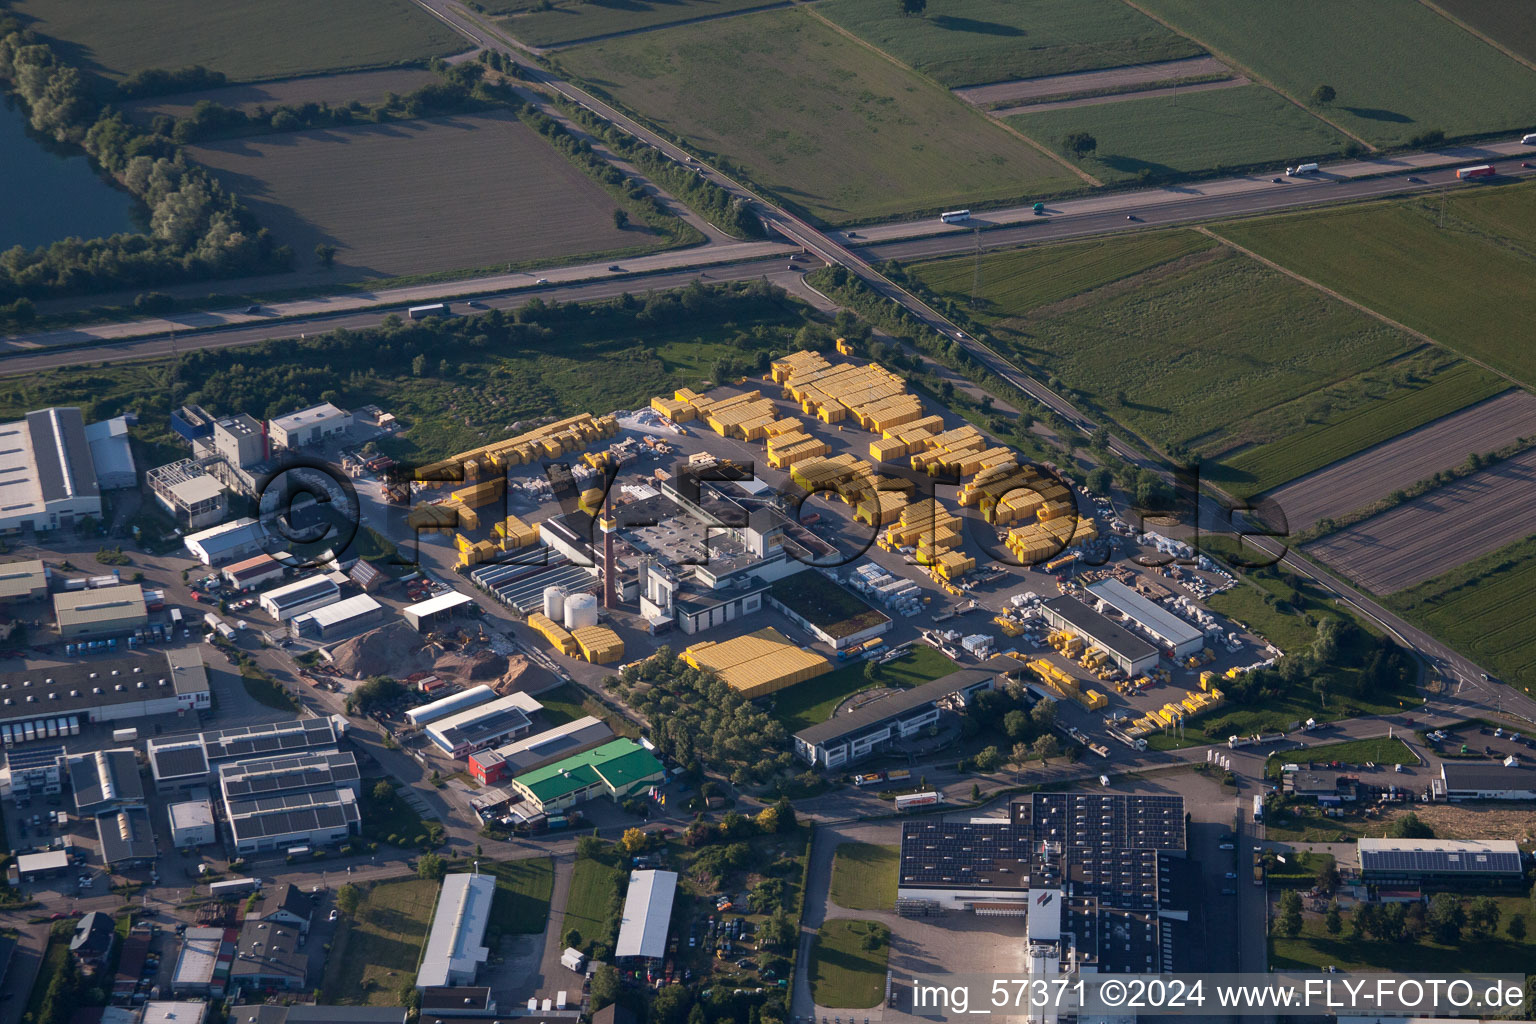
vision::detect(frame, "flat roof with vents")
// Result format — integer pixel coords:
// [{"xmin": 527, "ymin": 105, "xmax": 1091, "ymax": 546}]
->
[
  {"xmin": 0, "ymin": 559, "xmax": 46, "ymax": 600},
  {"xmin": 416, "ymin": 872, "xmax": 496, "ymax": 989},
  {"xmin": 54, "ymin": 584, "xmax": 147, "ymax": 631},
  {"xmin": 225, "ymin": 787, "xmax": 360, "ymax": 843},
  {"xmin": 0, "ymin": 648, "xmax": 207, "ymax": 724},
  {"xmin": 1084, "ymin": 578, "xmax": 1205, "ymax": 654}
]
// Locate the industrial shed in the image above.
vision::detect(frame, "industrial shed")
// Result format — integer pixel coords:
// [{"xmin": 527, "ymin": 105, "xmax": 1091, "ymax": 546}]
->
[
  {"xmin": 508, "ymin": 738, "xmax": 665, "ymax": 814},
  {"xmin": 405, "ymin": 685, "xmax": 496, "ymax": 727},
  {"xmin": 416, "ymin": 873, "xmax": 496, "ymax": 989},
  {"xmin": 1084, "ymin": 579, "xmax": 1204, "ymax": 656},
  {"xmin": 289, "ymin": 594, "xmax": 383, "ymax": 642},
  {"xmin": 1041, "ymin": 595, "xmax": 1158, "ymax": 675},
  {"xmin": 1357, "ymin": 838, "xmax": 1523, "ymax": 885},
  {"xmin": 403, "ymin": 591, "xmax": 475, "ymax": 632},
  {"xmin": 55, "ymin": 584, "xmax": 148, "ymax": 638},
  {"xmin": 425, "ymin": 692, "xmax": 543, "ymax": 758},
  {"xmin": 615, "ymin": 869, "xmax": 678, "ymax": 960}
]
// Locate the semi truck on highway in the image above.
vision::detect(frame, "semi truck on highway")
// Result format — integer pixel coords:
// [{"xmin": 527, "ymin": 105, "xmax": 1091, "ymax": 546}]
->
[
  {"xmin": 1286, "ymin": 162, "xmax": 1320, "ymax": 176},
  {"xmin": 1522, "ymin": 133, "xmax": 1536, "ymax": 145},
  {"xmin": 408, "ymin": 303, "xmax": 450, "ymax": 319},
  {"xmin": 1456, "ymin": 164, "xmax": 1495, "ymax": 180}
]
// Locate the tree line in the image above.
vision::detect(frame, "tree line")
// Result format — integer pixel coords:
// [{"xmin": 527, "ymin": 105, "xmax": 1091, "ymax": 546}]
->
[{"xmin": 0, "ymin": 18, "xmax": 292, "ymax": 305}]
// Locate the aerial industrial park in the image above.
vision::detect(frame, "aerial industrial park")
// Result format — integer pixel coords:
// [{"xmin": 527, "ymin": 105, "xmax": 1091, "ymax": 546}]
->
[{"xmin": 1, "ymin": 0, "xmax": 1535, "ymax": 1023}]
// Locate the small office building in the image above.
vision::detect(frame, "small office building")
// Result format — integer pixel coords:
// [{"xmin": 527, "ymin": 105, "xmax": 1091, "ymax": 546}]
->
[
  {"xmin": 269, "ymin": 403, "xmax": 352, "ymax": 450},
  {"xmin": 55, "ymin": 584, "xmax": 148, "ymax": 638},
  {"xmin": 168, "ymin": 799, "xmax": 216, "ymax": 847}
]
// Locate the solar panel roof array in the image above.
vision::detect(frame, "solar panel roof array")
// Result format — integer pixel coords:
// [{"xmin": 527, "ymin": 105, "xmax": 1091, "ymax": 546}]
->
[
  {"xmin": 226, "ymin": 787, "xmax": 359, "ymax": 841},
  {"xmin": 1357, "ymin": 838, "xmax": 1522, "ymax": 876},
  {"xmin": 220, "ymin": 751, "xmax": 359, "ymax": 801}
]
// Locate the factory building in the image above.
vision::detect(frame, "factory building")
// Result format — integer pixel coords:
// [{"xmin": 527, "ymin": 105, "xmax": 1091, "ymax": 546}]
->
[
  {"xmin": 406, "ymin": 685, "xmax": 497, "ymax": 728},
  {"xmin": 97, "ymin": 806, "xmax": 158, "ymax": 868},
  {"xmin": 507, "ymin": 738, "xmax": 665, "ymax": 815},
  {"xmin": 289, "ymin": 594, "xmax": 384, "ymax": 642},
  {"xmin": 147, "ymin": 717, "xmax": 341, "ymax": 792},
  {"xmin": 147, "ymin": 460, "xmax": 228, "ymax": 530},
  {"xmin": 1357, "ymin": 838, "xmax": 1523, "ymax": 886},
  {"xmin": 424, "ymin": 692, "xmax": 543, "ymax": 758},
  {"xmin": 230, "ymin": 918, "xmax": 307, "ymax": 992},
  {"xmin": 416, "ymin": 872, "xmax": 497, "ymax": 989},
  {"xmin": 219, "ymin": 751, "xmax": 361, "ymax": 806},
  {"xmin": 213, "ymin": 414, "xmax": 267, "ymax": 468},
  {"xmin": 222, "ymin": 554, "xmax": 286, "ymax": 591},
  {"xmin": 0, "ymin": 560, "xmax": 48, "ymax": 602},
  {"xmin": 1084, "ymin": 578, "xmax": 1205, "ymax": 657},
  {"xmin": 54, "ymin": 583, "xmax": 148, "ymax": 638},
  {"xmin": 403, "ymin": 591, "xmax": 476, "ymax": 632},
  {"xmin": 259, "ymin": 575, "xmax": 340, "ymax": 621},
  {"xmin": 268, "ymin": 403, "xmax": 353, "ymax": 450},
  {"xmin": 225, "ymin": 787, "xmax": 360, "ymax": 854},
  {"xmin": 84, "ymin": 417, "xmax": 137, "ymax": 490},
  {"xmin": 1041, "ymin": 594, "xmax": 1159, "ymax": 675},
  {"xmin": 898, "ymin": 794, "xmax": 1193, "ymax": 976},
  {"xmin": 0, "ymin": 407, "xmax": 102, "ymax": 533},
  {"xmin": 467, "ymin": 715, "xmax": 614, "ymax": 786},
  {"xmin": 168, "ymin": 799, "xmax": 216, "ymax": 847},
  {"xmin": 793, "ymin": 661, "xmax": 1008, "ymax": 768},
  {"xmin": 68, "ymin": 749, "xmax": 145, "ymax": 816},
  {"xmin": 184, "ymin": 517, "xmax": 266, "ymax": 566},
  {"xmin": 171, "ymin": 927, "xmax": 228, "ymax": 997},
  {"xmin": 0, "ymin": 648, "xmax": 209, "ymax": 739},
  {"xmin": 1436, "ymin": 762, "xmax": 1536, "ymax": 801},
  {"xmin": 615, "ymin": 870, "xmax": 678, "ymax": 960},
  {"xmin": 766, "ymin": 572, "xmax": 891, "ymax": 651}
]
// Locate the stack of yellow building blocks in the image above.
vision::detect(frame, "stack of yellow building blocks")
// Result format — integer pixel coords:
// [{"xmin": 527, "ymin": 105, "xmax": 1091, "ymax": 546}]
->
[
  {"xmin": 934, "ymin": 550, "xmax": 975, "ymax": 580},
  {"xmin": 853, "ymin": 483, "xmax": 913, "ymax": 527},
  {"xmin": 1006, "ymin": 516, "xmax": 1098, "ymax": 564},
  {"xmin": 682, "ymin": 626, "xmax": 831, "ymax": 698},
  {"xmin": 650, "ymin": 395, "xmax": 697, "ymax": 422},
  {"xmin": 703, "ymin": 392, "xmax": 780, "ymax": 441},
  {"xmin": 571, "ymin": 626, "xmax": 624, "ymax": 664},
  {"xmin": 766, "ymin": 430, "xmax": 829, "ymax": 470},
  {"xmin": 528, "ymin": 613, "xmax": 579, "ymax": 657},
  {"xmin": 883, "ymin": 498, "xmax": 962, "ymax": 563},
  {"xmin": 496, "ymin": 515, "xmax": 540, "ymax": 549},
  {"xmin": 406, "ymin": 503, "xmax": 462, "ymax": 534},
  {"xmin": 771, "ymin": 352, "xmax": 924, "ymax": 429},
  {"xmin": 789, "ymin": 454, "xmax": 872, "ymax": 496},
  {"xmin": 454, "ymin": 533, "xmax": 500, "ymax": 567},
  {"xmin": 909, "ymin": 425, "xmax": 985, "ymax": 474},
  {"xmin": 417, "ymin": 412, "xmax": 620, "ymax": 480}
]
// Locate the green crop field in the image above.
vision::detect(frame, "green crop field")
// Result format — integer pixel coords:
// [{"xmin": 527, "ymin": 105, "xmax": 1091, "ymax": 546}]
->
[
  {"xmin": 1217, "ymin": 186, "xmax": 1536, "ymax": 385},
  {"xmin": 1429, "ymin": 0, "xmax": 1536, "ymax": 66},
  {"xmin": 10, "ymin": 0, "xmax": 465, "ymax": 82},
  {"xmin": 1006, "ymin": 85, "xmax": 1349, "ymax": 181},
  {"xmin": 498, "ymin": 0, "xmax": 774, "ymax": 47},
  {"xmin": 829, "ymin": 842, "xmax": 899, "ymax": 911},
  {"xmin": 1207, "ymin": 357, "xmax": 1507, "ymax": 496},
  {"xmin": 555, "ymin": 8, "xmax": 1076, "ymax": 225},
  {"xmin": 914, "ymin": 238, "xmax": 1415, "ymax": 454},
  {"xmin": 816, "ymin": 0, "xmax": 1200, "ymax": 88},
  {"xmin": 909, "ymin": 229, "xmax": 1215, "ymax": 314},
  {"xmin": 1131, "ymin": 0, "xmax": 1536, "ymax": 146},
  {"xmin": 1387, "ymin": 534, "xmax": 1536, "ymax": 697}
]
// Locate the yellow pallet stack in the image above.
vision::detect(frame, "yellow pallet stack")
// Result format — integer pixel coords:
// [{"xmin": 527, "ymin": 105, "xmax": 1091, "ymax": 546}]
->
[
  {"xmin": 884, "ymin": 499, "xmax": 962, "ymax": 561},
  {"xmin": 450, "ymin": 479, "xmax": 504, "ymax": 509},
  {"xmin": 705, "ymin": 393, "xmax": 778, "ymax": 441},
  {"xmin": 910, "ymin": 425, "xmax": 985, "ymax": 474},
  {"xmin": 650, "ymin": 395, "xmax": 696, "ymax": 422},
  {"xmin": 789, "ymin": 454, "xmax": 868, "ymax": 495},
  {"xmin": 770, "ymin": 350, "xmax": 828, "ymax": 386},
  {"xmin": 885, "ymin": 414, "xmax": 943, "ymax": 441},
  {"xmin": 571, "ymin": 626, "xmax": 624, "ymax": 665},
  {"xmin": 870, "ymin": 437, "xmax": 909, "ymax": 462},
  {"xmin": 767, "ymin": 434, "xmax": 830, "ymax": 470},
  {"xmin": 499, "ymin": 515, "xmax": 539, "ymax": 549},
  {"xmin": 682, "ymin": 627, "xmax": 832, "ymax": 698},
  {"xmin": 1083, "ymin": 689, "xmax": 1108, "ymax": 710},
  {"xmin": 416, "ymin": 412, "xmax": 619, "ymax": 480},
  {"xmin": 854, "ymin": 487, "xmax": 911, "ymax": 527},
  {"xmin": 528, "ymin": 613, "xmax": 579, "ymax": 657},
  {"xmin": 764, "ymin": 417, "xmax": 804, "ymax": 438},
  {"xmin": 835, "ymin": 338, "xmax": 854, "ymax": 356},
  {"xmin": 578, "ymin": 487, "xmax": 605, "ymax": 515},
  {"xmin": 934, "ymin": 551, "xmax": 975, "ymax": 580}
]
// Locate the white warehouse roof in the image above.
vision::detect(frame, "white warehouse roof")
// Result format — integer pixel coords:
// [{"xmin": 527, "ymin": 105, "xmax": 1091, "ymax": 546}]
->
[
  {"xmin": 615, "ymin": 869, "xmax": 677, "ymax": 959},
  {"xmin": 1084, "ymin": 578, "xmax": 1204, "ymax": 651},
  {"xmin": 405, "ymin": 684, "xmax": 497, "ymax": 727},
  {"xmin": 416, "ymin": 872, "xmax": 496, "ymax": 989},
  {"xmin": 294, "ymin": 593, "xmax": 381, "ymax": 629}
]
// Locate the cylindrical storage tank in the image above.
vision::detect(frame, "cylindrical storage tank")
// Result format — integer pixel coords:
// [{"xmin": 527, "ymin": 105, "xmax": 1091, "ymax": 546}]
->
[
  {"xmin": 564, "ymin": 592, "xmax": 599, "ymax": 630},
  {"xmin": 543, "ymin": 585, "xmax": 567, "ymax": 621}
]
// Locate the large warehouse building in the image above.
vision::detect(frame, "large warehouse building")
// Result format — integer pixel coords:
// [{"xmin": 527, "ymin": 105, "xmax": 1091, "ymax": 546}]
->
[
  {"xmin": 146, "ymin": 717, "xmax": 341, "ymax": 792},
  {"xmin": 507, "ymin": 738, "xmax": 665, "ymax": 815},
  {"xmin": 184, "ymin": 518, "xmax": 266, "ymax": 566},
  {"xmin": 0, "ymin": 407, "xmax": 103, "ymax": 533},
  {"xmin": 681, "ymin": 627, "xmax": 831, "ymax": 698},
  {"xmin": 1357, "ymin": 838, "xmax": 1523, "ymax": 886},
  {"xmin": 1436, "ymin": 762, "xmax": 1536, "ymax": 801},
  {"xmin": 54, "ymin": 584, "xmax": 148, "ymax": 638},
  {"xmin": 897, "ymin": 793, "xmax": 1195, "ymax": 974},
  {"xmin": 793, "ymin": 660, "xmax": 1008, "ymax": 768},
  {"xmin": 1041, "ymin": 594, "xmax": 1159, "ymax": 675},
  {"xmin": 1084, "ymin": 578, "xmax": 1205, "ymax": 657},
  {"xmin": 416, "ymin": 872, "xmax": 496, "ymax": 989},
  {"xmin": 259, "ymin": 575, "xmax": 341, "ymax": 622},
  {"xmin": 0, "ymin": 648, "xmax": 209, "ymax": 741},
  {"xmin": 616, "ymin": 870, "xmax": 678, "ymax": 960},
  {"xmin": 468, "ymin": 715, "xmax": 614, "ymax": 785},
  {"xmin": 424, "ymin": 692, "xmax": 543, "ymax": 758}
]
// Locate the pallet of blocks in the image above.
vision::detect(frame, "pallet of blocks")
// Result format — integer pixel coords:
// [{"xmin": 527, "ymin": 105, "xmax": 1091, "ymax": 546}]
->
[
  {"xmin": 854, "ymin": 486, "xmax": 911, "ymax": 527},
  {"xmin": 527, "ymin": 612, "xmax": 579, "ymax": 657},
  {"xmin": 764, "ymin": 417, "xmax": 804, "ymax": 437},
  {"xmin": 406, "ymin": 502, "xmax": 463, "ymax": 534},
  {"xmin": 416, "ymin": 412, "xmax": 618, "ymax": 478},
  {"xmin": 886, "ymin": 499, "xmax": 961, "ymax": 559},
  {"xmin": 934, "ymin": 551, "xmax": 975, "ymax": 580},
  {"xmin": 650, "ymin": 395, "xmax": 696, "ymax": 423},
  {"xmin": 767, "ymin": 434, "xmax": 829, "ymax": 470},
  {"xmin": 499, "ymin": 515, "xmax": 539, "ymax": 549},
  {"xmin": 451, "ymin": 478, "xmax": 505, "ymax": 510},
  {"xmin": 789, "ymin": 454, "xmax": 866, "ymax": 494},
  {"xmin": 910, "ymin": 425, "xmax": 985, "ymax": 473},
  {"xmin": 571, "ymin": 626, "xmax": 624, "ymax": 664}
]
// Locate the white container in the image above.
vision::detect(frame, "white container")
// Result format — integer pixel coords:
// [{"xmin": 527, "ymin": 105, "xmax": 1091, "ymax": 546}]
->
[
  {"xmin": 564, "ymin": 592, "xmax": 598, "ymax": 630},
  {"xmin": 543, "ymin": 585, "xmax": 566, "ymax": 621}
]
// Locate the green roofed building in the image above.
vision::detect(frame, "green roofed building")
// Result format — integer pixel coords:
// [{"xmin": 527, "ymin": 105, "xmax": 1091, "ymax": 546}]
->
[{"xmin": 508, "ymin": 738, "xmax": 666, "ymax": 814}]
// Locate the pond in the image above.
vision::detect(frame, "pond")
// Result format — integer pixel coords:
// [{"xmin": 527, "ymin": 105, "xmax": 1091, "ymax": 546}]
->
[{"xmin": 0, "ymin": 96, "xmax": 142, "ymax": 251}]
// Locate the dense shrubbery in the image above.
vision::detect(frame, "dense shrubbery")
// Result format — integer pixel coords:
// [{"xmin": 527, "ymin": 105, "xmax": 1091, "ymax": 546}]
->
[
  {"xmin": 0, "ymin": 18, "xmax": 291, "ymax": 303},
  {"xmin": 117, "ymin": 64, "xmax": 227, "ymax": 99}
]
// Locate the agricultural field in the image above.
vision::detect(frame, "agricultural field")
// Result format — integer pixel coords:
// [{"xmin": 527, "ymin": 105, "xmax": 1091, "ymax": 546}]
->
[
  {"xmin": 322, "ymin": 878, "xmax": 439, "ymax": 1004},
  {"xmin": 1217, "ymin": 185, "xmax": 1536, "ymax": 384},
  {"xmin": 1131, "ymin": 0, "xmax": 1536, "ymax": 146},
  {"xmin": 915, "ymin": 238, "xmax": 1416, "ymax": 455},
  {"xmin": 554, "ymin": 8, "xmax": 1077, "ymax": 225},
  {"xmin": 9, "ymin": 0, "xmax": 465, "ymax": 83},
  {"xmin": 1208, "ymin": 358, "xmax": 1508, "ymax": 499},
  {"xmin": 497, "ymin": 0, "xmax": 775, "ymax": 47},
  {"xmin": 817, "ymin": 0, "xmax": 1202, "ymax": 89},
  {"xmin": 1006, "ymin": 84, "xmax": 1349, "ymax": 181},
  {"xmin": 1387, "ymin": 534, "xmax": 1536, "ymax": 697},
  {"xmin": 187, "ymin": 110, "xmax": 649, "ymax": 280},
  {"xmin": 121, "ymin": 68, "xmax": 441, "ymax": 122},
  {"xmin": 1307, "ymin": 447, "xmax": 1536, "ymax": 594},
  {"xmin": 1431, "ymin": 0, "xmax": 1536, "ymax": 65}
]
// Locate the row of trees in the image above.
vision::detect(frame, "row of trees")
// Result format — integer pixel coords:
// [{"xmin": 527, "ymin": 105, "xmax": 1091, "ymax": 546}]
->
[
  {"xmin": 1279, "ymin": 890, "xmax": 1522, "ymax": 946},
  {"xmin": 556, "ymin": 99, "xmax": 764, "ymax": 238},
  {"xmin": 0, "ymin": 19, "xmax": 292, "ymax": 302}
]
